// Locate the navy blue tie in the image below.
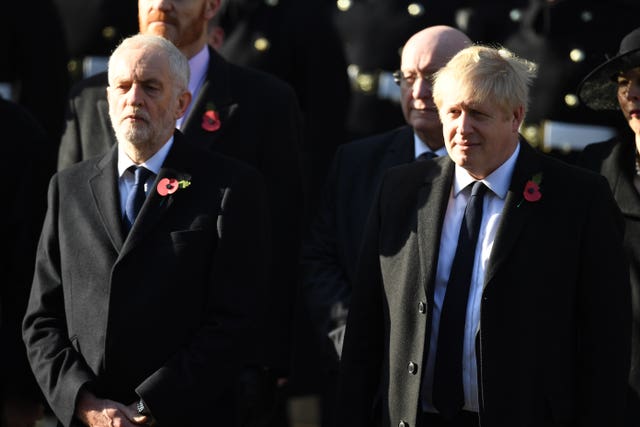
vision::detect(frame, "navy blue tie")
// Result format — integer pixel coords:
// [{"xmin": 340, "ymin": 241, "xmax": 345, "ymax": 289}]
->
[
  {"xmin": 417, "ymin": 151, "xmax": 437, "ymax": 161},
  {"xmin": 432, "ymin": 180, "xmax": 487, "ymax": 420},
  {"xmin": 124, "ymin": 166, "xmax": 152, "ymax": 231}
]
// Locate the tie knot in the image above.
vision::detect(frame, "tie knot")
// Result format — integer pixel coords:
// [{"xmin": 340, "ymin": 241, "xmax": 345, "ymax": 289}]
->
[
  {"xmin": 470, "ymin": 180, "xmax": 487, "ymax": 198},
  {"xmin": 131, "ymin": 166, "xmax": 152, "ymax": 185},
  {"xmin": 417, "ymin": 151, "xmax": 437, "ymax": 161}
]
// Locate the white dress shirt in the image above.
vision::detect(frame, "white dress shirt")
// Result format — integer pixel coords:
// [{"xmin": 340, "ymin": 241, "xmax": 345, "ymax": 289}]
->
[{"xmin": 422, "ymin": 143, "xmax": 520, "ymax": 413}]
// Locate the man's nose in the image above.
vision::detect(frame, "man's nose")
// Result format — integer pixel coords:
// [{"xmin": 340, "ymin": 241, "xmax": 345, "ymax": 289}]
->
[
  {"xmin": 126, "ymin": 84, "xmax": 145, "ymax": 106},
  {"xmin": 411, "ymin": 77, "xmax": 432, "ymax": 100},
  {"xmin": 150, "ymin": 0, "xmax": 172, "ymax": 11}
]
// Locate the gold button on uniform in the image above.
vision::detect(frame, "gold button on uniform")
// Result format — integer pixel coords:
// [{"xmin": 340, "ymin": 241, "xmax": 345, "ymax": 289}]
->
[
  {"xmin": 337, "ymin": 0, "xmax": 351, "ymax": 12},
  {"xmin": 102, "ymin": 26, "xmax": 116, "ymax": 40},
  {"xmin": 254, "ymin": 37, "xmax": 270, "ymax": 52},
  {"xmin": 407, "ymin": 3, "xmax": 425, "ymax": 17}
]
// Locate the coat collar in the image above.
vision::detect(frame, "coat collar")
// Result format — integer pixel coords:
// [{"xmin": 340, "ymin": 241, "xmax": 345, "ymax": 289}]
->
[{"xmin": 379, "ymin": 126, "xmax": 417, "ymax": 170}]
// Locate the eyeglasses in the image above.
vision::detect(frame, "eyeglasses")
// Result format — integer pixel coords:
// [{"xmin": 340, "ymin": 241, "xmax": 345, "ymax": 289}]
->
[{"xmin": 392, "ymin": 70, "xmax": 434, "ymax": 86}]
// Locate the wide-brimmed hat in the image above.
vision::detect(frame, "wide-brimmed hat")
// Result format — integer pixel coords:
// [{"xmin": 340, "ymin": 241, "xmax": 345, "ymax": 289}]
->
[{"xmin": 578, "ymin": 27, "xmax": 640, "ymax": 111}]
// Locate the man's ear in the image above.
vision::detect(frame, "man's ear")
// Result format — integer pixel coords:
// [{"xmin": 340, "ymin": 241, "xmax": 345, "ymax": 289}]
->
[
  {"xmin": 205, "ymin": 0, "xmax": 221, "ymax": 21},
  {"xmin": 175, "ymin": 91, "xmax": 193, "ymax": 120},
  {"xmin": 512, "ymin": 105, "xmax": 524, "ymax": 132}
]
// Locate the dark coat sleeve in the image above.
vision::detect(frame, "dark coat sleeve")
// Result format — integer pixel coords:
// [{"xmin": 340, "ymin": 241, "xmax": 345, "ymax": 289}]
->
[{"xmin": 22, "ymin": 174, "xmax": 97, "ymax": 427}]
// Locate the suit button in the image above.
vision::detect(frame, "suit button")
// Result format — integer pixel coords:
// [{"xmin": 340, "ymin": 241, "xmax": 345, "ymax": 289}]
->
[
  {"xmin": 418, "ymin": 301, "xmax": 426, "ymax": 313},
  {"xmin": 408, "ymin": 362, "xmax": 417, "ymax": 374},
  {"xmin": 399, "ymin": 421, "xmax": 408, "ymax": 427}
]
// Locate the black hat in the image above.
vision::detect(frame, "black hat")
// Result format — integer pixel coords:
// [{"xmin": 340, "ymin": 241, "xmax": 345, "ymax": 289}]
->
[{"xmin": 578, "ymin": 27, "xmax": 640, "ymax": 111}]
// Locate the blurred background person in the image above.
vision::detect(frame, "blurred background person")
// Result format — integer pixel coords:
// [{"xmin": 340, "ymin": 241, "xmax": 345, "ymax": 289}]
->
[
  {"xmin": 1, "ymin": 0, "xmax": 69, "ymax": 149},
  {"xmin": 53, "ymin": 0, "xmax": 138, "ymax": 83},
  {"xmin": 503, "ymin": 0, "xmax": 640, "ymax": 160},
  {"xmin": 0, "ymin": 98, "xmax": 51, "ymax": 427},
  {"xmin": 214, "ymin": 0, "xmax": 350, "ymax": 212},
  {"xmin": 330, "ymin": 0, "xmax": 464, "ymax": 140},
  {"xmin": 210, "ymin": 0, "xmax": 352, "ymax": 415}
]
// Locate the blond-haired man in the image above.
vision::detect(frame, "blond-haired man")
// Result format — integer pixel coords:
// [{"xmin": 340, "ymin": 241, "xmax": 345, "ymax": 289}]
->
[{"xmin": 337, "ymin": 45, "xmax": 630, "ymax": 427}]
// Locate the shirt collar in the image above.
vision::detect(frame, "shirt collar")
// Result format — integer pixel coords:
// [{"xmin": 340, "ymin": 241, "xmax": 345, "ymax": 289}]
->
[
  {"xmin": 453, "ymin": 142, "xmax": 520, "ymax": 199},
  {"xmin": 188, "ymin": 45, "xmax": 209, "ymax": 98},
  {"xmin": 117, "ymin": 136, "xmax": 175, "ymax": 178},
  {"xmin": 414, "ymin": 132, "xmax": 447, "ymax": 158}
]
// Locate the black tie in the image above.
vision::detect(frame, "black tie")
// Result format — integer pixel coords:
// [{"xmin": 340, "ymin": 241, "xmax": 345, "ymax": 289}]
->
[
  {"xmin": 432, "ymin": 180, "xmax": 487, "ymax": 420},
  {"xmin": 124, "ymin": 166, "xmax": 152, "ymax": 231},
  {"xmin": 417, "ymin": 151, "xmax": 437, "ymax": 161}
]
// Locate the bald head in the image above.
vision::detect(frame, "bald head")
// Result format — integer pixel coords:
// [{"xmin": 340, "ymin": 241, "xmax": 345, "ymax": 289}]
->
[
  {"xmin": 401, "ymin": 26, "xmax": 471, "ymax": 70},
  {"xmin": 398, "ymin": 26, "xmax": 471, "ymax": 150}
]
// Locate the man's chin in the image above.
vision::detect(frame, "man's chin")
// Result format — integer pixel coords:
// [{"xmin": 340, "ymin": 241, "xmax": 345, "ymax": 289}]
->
[
  {"xmin": 410, "ymin": 115, "xmax": 439, "ymax": 131},
  {"xmin": 143, "ymin": 24, "xmax": 177, "ymax": 42}
]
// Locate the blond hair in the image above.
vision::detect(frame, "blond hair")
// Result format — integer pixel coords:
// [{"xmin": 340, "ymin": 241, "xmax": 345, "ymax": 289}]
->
[{"xmin": 432, "ymin": 45, "xmax": 537, "ymax": 117}]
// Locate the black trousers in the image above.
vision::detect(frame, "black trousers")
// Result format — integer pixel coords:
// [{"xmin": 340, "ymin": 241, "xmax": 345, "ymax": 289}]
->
[{"xmin": 417, "ymin": 410, "xmax": 479, "ymax": 427}]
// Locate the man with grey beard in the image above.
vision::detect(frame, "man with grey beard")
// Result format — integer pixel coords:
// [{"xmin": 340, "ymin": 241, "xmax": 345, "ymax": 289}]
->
[{"xmin": 23, "ymin": 34, "xmax": 269, "ymax": 427}]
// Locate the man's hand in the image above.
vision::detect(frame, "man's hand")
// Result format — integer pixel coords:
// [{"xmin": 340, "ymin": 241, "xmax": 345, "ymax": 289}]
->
[{"xmin": 75, "ymin": 388, "xmax": 149, "ymax": 427}]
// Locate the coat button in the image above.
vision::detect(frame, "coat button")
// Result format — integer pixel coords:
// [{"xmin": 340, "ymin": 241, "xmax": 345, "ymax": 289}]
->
[
  {"xmin": 399, "ymin": 421, "xmax": 408, "ymax": 427},
  {"xmin": 418, "ymin": 301, "xmax": 426, "ymax": 313},
  {"xmin": 408, "ymin": 362, "xmax": 417, "ymax": 374}
]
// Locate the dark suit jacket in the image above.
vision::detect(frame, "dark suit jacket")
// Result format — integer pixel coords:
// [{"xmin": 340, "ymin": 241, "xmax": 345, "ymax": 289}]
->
[
  {"xmin": 337, "ymin": 141, "xmax": 631, "ymax": 427},
  {"xmin": 579, "ymin": 135, "xmax": 640, "ymax": 425},
  {"xmin": 301, "ymin": 125, "xmax": 414, "ymax": 349},
  {"xmin": 23, "ymin": 131, "xmax": 270, "ymax": 427},
  {"xmin": 57, "ymin": 47, "xmax": 303, "ymax": 373}
]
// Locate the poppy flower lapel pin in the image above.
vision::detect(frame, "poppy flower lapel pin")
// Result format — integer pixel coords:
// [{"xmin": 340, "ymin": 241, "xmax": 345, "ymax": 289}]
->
[
  {"xmin": 201, "ymin": 102, "xmax": 221, "ymax": 132},
  {"xmin": 157, "ymin": 176, "xmax": 191, "ymax": 196},
  {"xmin": 517, "ymin": 172, "xmax": 543, "ymax": 207}
]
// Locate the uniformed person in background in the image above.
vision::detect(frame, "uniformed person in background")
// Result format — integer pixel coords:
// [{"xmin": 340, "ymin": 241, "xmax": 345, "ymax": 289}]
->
[
  {"xmin": 453, "ymin": 0, "xmax": 527, "ymax": 45},
  {"xmin": 0, "ymin": 0, "xmax": 69, "ymax": 146},
  {"xmin": 504, "ymin": 0, "xmax": 640, "ymax": 160},
  {"xmin": 53, "ymin": 0, "xmax": 138, "ymax": 83},
  {"xmin": 214, "ymin": 0, "xmax": 350, "ymax": 216}
]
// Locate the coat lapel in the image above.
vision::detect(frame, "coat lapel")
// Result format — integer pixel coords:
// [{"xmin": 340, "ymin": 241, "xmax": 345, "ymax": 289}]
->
[
  {"xmin": 483, "ymin": 141, "xmax": 540, "ymax": 288},
  {"xmin": 119, "ymin": 132, "xmax": 192, "ymax": 256},
  {"xmin": 417, "ymin": 158, "xmax": 455, "ymax": 295},
  {"xmin": 89, "ymin": 147, "xmax": 125, "ymax": 251},
  {"xmin": 182, "ymin": 48, "xmax": 239, "ymax": 146}
]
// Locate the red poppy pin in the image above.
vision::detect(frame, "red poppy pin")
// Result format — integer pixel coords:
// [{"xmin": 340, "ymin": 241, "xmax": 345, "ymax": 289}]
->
[
  {"xmin": 201, "ymin": 102, "xmax": 221, "ymax": 132},
  {"xmin": 156, "ymin": 178, "xmax": 191, "ymax": 196},
  {"xmin": 518, "ymin": 172, "xmax": 543, "ymax": 207}
]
